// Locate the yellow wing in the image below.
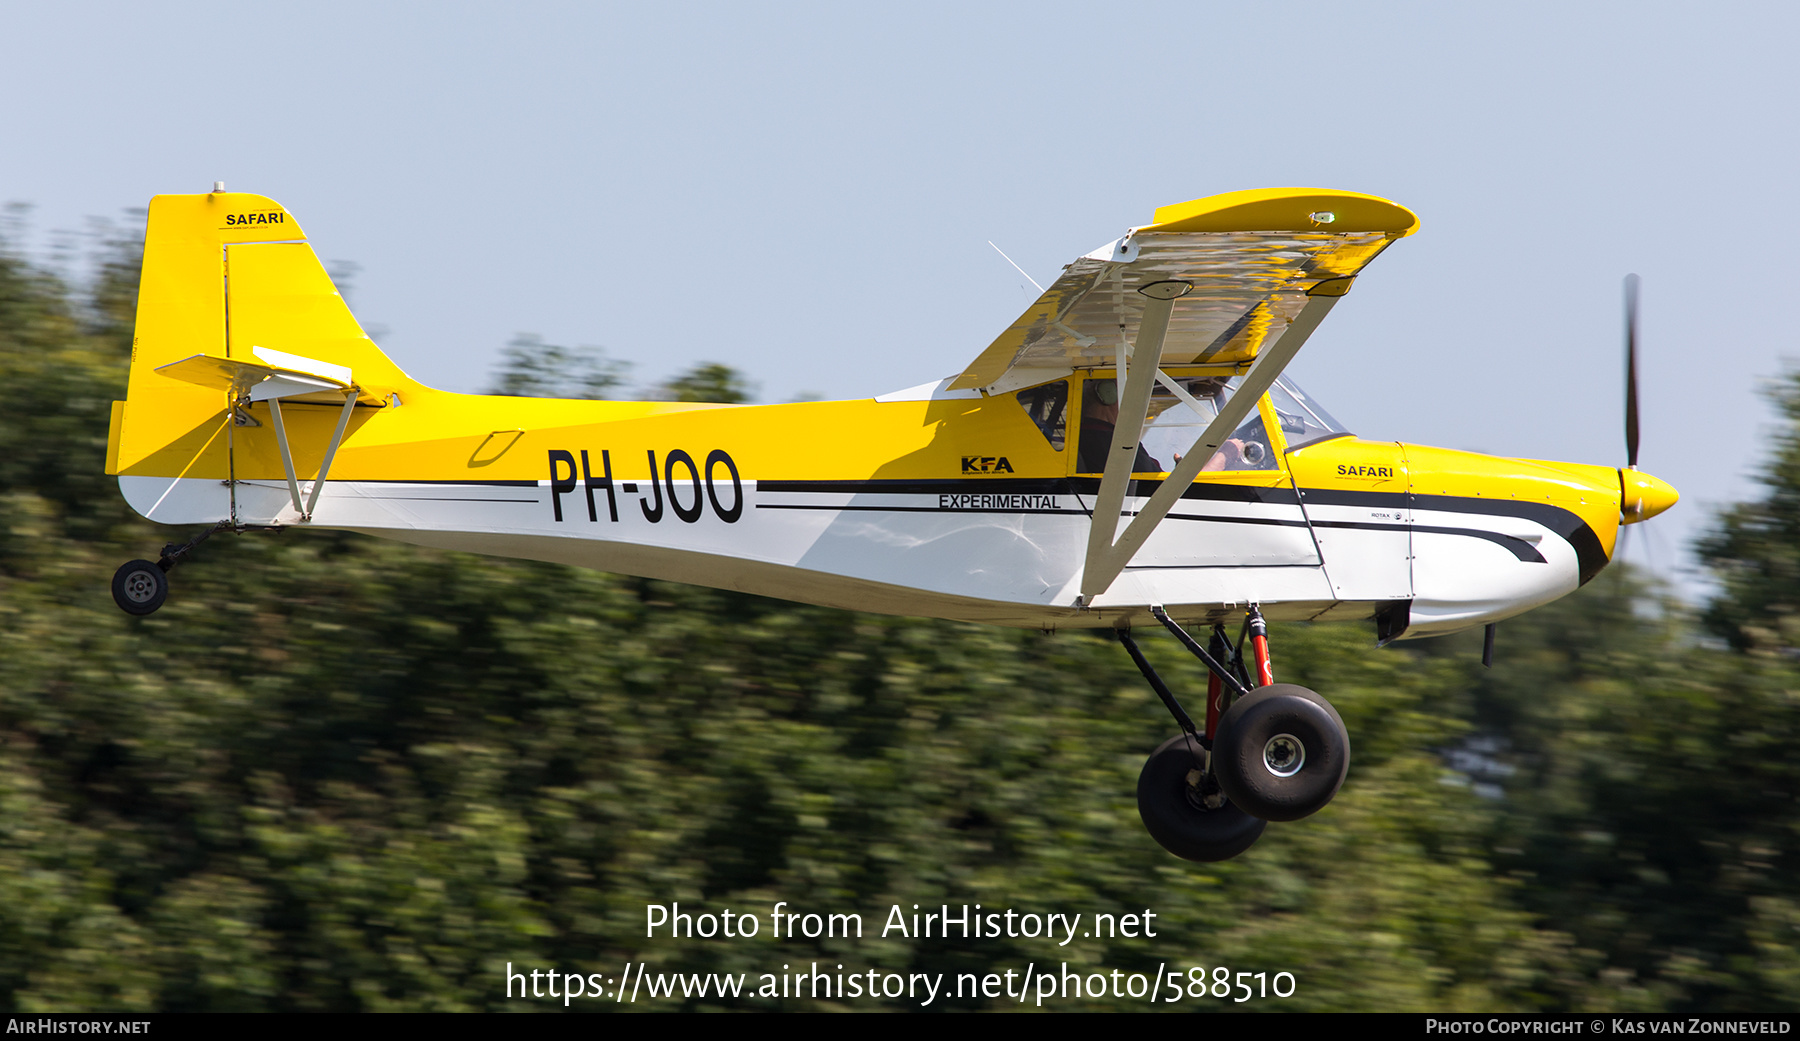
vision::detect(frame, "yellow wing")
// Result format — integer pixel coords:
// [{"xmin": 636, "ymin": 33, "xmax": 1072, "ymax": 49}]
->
[{"xmin": 952, "ymin": 188, "xmax": 1419, "ymax": 393}]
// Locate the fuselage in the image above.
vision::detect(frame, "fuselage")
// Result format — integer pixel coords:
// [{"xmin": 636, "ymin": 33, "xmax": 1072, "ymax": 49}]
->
[{"xmin": 114, "ymin": 368, "xmax": 1639, "ymax": 640}]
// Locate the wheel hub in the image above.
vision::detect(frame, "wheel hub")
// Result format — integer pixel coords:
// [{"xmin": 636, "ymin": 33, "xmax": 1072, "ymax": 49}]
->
[
  {"xmin": 1183, "ymin": 763, "xmax": 1226, "ymax": 811},
  {"xmin": 1262, "ymin": 734, "xmax": 1305, "ymax": 777},
  {"xmin": 123, "ymin": 571, "xmax": 160, "ymax": 603}
]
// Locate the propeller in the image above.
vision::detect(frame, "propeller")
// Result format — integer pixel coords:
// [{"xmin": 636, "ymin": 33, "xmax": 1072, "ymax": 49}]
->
[
  {"xmin": 1617, "ymin": 273, "xmax": 1677, "ymax": 526},
  {"xmin": 1624, "ymin": 273, "xmax": 1640, "ymax": 469}
]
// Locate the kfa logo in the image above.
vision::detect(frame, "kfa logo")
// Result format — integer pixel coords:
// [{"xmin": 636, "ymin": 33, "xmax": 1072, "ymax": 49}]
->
[{"xmin": 961, "ymin": 456, "xmax": 1014, "ymax": 474}]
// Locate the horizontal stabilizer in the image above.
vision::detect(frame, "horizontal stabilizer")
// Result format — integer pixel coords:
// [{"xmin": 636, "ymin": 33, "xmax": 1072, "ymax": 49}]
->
[
  {"xmin": 155, "ymin": 353, "xmax": 384, "ymax": 406},
  {"xmin": 252, "ymin": 346, "xmax": 352, "ymax": 386}
]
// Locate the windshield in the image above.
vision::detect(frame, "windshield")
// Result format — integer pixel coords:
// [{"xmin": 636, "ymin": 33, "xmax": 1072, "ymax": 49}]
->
[{"xmin": 1267, "ymin": 376, "xmax": 1348, "ymax": 447}]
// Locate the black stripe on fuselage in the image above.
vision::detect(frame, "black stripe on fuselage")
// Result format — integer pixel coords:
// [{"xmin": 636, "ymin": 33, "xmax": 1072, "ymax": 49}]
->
[
  {"xmin": 361, "ymin": 496, "xmax": 541, "ymax": 503},
  {"xmin": 754, "ymin": 479, "xmax": 1589, "ymax": 574},
  {"xmin": 1312, "ymin": 520, "xmax": 1545, "ymax": 563},
  {"xmin": 364, "ymin": 478, "xmax": 541, "ymax": 488},
  {"xmin": 759, "ymin": 476, "xmax": 1300, "ymax": 505},
  {"xmin": 1300, "ymin": 488, "xmax": 1605, "ymax": 583},
  {"xmin": 346, "ymin": 476, "xmax": 1602, "ymax": 579},
  {"xmin": 758, "ymin": 503, "xmax": 1074, "ymax": 516}
]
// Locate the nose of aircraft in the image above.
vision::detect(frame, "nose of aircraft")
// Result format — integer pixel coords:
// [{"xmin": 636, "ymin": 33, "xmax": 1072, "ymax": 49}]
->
[{"xmin": 1620, "ymin": 468, "xmax": 1678, "ymax": 523}]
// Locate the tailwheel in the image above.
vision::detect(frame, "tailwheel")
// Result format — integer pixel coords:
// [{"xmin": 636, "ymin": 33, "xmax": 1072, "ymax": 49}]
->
[
  {"xmin": 1136, "ymin": 734, "xmax": 1266, "ymax": 861},
  {"xmin": 1211, "ymin": 684, "xmax": 1350, "ymax": 822},
  {"xmin": 111, "ymin": 559, "xmax": 169, "ymax": 616}
]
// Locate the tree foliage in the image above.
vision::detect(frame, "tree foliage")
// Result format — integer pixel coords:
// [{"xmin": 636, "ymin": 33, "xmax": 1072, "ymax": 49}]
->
[
  {"xmin": 1699, "ymin": 372, "xmax": 1800, "ymax": 650},
  {"xmin": 662, "ymin": 362, "xmax": 755, "ymax": 404},
  {"xmin": 489, "ymin": 334, "xmax": 630, "ymax": 400}
]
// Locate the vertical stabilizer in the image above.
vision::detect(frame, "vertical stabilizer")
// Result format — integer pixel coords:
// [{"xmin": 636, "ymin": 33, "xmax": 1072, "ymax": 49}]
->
[{"xmin": 111, "ymin": 191, "xmax": 416, "ymax": 523}]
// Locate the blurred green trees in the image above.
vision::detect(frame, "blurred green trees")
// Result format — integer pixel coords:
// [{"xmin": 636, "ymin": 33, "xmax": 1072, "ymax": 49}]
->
[
  {"xmin": 1700, "ymin": 372, "xmax": 1800, "ymax": 651},
  {"xmin": 490, "ymin": 334, "xmax": 631, "ymax": 400},
  {"xmin": 3, "ymin": 223, "xmax": 1800, "ymax": 1011},
  {"xmin": 489, "ymin": 339, "xmax": 752, "ymax": 406},
  {"xmin": 661, "ymin": 362, "xmax": 755, "ymax": 404}
]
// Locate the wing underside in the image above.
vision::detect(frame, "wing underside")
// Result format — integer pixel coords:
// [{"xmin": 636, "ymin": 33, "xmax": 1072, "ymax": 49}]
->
[{"xmin": 952, "ymin": 188, "xmax": 1417, "ymax": 393}]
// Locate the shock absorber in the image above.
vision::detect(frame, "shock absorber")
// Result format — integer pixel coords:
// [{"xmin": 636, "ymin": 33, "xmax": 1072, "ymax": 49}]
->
[{"xmin": 1247, "ymin": 605, "xmax": 1273, "ymax": 689}]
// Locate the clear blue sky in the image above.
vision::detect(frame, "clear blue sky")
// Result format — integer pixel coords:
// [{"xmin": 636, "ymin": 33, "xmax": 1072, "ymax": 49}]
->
[{"xmin": 6, "ymin": 1, "xmax": 1794, "ymax": 597}]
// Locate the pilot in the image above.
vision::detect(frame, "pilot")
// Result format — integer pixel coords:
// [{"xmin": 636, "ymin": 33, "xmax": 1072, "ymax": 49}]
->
[
  {"xmin": 1184, "ymin": 378, "xmax": 1260, "ymax": 472},
  {"xmin": 1129, "ymin": 376, "xmax": 1269, "ymax": 473},
  {"xmin": 1078, "ymin": 379, "xmax": 1163, "ymax": 474},
  {"xmin": 1199, "ymin": 438, "xmax": 1253, "ymax": 472}
]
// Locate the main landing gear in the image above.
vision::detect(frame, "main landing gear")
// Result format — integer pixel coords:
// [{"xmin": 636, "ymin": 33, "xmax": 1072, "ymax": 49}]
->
[
  {"xmin": 110, "ymin": 522, "xmax": 236, "ymax": 616},
  {"xmin": 1119, "ymin": 606, "xmax": 1351, "ymax": 862}
]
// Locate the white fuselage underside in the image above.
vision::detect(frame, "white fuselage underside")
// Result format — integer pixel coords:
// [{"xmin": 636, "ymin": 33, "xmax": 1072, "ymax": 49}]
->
[{"xmin": 120, "ymin": 474, "xmax": 1584, "ymax": 637}]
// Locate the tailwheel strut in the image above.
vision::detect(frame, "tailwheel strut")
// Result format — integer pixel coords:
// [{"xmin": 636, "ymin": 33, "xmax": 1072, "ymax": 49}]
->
[
  {"xmin": 110, "ymin": 520, "xmax": 276, "ymax": 617},
  {"xmin": 157, "ymin": 520, "xmax": 231, "ymax": 574}
]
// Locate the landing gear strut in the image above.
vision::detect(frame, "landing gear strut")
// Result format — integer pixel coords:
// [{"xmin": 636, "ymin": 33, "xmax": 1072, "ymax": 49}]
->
[{"xmin": 1121, "ymin": 605, "xmax": 1352, "ymax": 862}]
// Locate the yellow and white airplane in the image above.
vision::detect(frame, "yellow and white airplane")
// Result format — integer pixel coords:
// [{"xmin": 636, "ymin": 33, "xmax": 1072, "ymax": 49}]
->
[{"xmin": 105, "ymin": 185, "xmax": 1678, "ymax": 861}]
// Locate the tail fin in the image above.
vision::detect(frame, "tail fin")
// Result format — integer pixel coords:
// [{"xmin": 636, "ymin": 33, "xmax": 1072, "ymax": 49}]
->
[{"xmin": 109, "ymin": 190, "xmax": 416, "ymax": 522}]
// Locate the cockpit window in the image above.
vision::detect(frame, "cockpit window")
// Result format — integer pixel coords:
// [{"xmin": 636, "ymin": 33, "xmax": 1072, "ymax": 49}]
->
[
  {"xmin": 1267, "ymin": 376, "xmax": 1349, "ymax": 448},
  {"xmin": 1077, "ymin": 375, "xmax": 1276, "ymax": 474},
  {"xmin": 1015, "ymin": 380, "xmax": 1067, "ymax": 450}
]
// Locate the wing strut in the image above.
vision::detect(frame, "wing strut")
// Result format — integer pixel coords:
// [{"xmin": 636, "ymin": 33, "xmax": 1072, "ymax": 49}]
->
[{"xmin": 1078, "ymin": 277, "xmax": 1353, "ymax": 602}]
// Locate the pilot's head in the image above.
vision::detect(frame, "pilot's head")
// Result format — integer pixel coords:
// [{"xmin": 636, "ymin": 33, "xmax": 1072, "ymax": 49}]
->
[{"xmin": 1086, "ymin": 379, "xmax": 1120, "ymax": 423}]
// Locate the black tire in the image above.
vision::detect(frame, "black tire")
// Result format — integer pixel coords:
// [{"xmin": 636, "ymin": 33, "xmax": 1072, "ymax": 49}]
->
[
  {"xmin": 1212, "ymin": 684, "xmax": 1350, "ymax": 822},
  {"xmin": 1136, "ymin": 734, "xmax": 1267, "ymax": 862},
  {"xmin": 112, "ymin": 559, "xmax": 168, "ymax": 616}
]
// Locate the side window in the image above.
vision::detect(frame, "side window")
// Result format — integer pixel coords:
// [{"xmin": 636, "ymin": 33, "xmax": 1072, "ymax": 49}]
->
[
  {"xmin": 1015, "ymin": 380, "xmax": 1068, "ymax": 450},
  {"xmin": 1076, "ymin": 375, "xmax": 1277, "ymax": 475},
  {"xmin": 1077, "ymin": 377, "xmax": 1151, "ymax": 473}
]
